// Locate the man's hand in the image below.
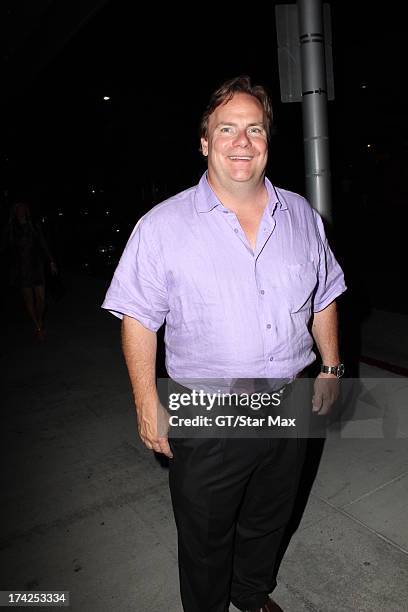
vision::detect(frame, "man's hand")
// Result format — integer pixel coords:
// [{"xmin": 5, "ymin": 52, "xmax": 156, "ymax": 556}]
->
[
  {"xmin": 312, "ymin": 373, "xmax": 340, "ymax": 415},
  {"xmin": 121, "ymin": 316, "xmax": 173, "ymax": 459},
  {"xmin": 137, "ymin": 400, "xmax": 173, "ymax": 458}
]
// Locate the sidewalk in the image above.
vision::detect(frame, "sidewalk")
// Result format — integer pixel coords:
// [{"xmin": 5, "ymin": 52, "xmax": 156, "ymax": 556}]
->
[{"xmin": 1, "ymin": 272, "xmax": 407, "ymax": 611}]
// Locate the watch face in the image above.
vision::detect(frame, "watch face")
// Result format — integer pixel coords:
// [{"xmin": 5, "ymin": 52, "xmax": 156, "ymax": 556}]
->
[{"xmin": 337, "ymin": 363, "xmax": 345, "ymax": 378}]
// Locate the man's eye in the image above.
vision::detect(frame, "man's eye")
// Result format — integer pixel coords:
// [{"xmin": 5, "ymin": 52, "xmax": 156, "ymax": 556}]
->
[
  {"xmin": 249, "ymin": 127, "xmax": 262, "ymax": 134},
  {"xmin": 220, "ymin": 127, "xmax": 232, "ymax": 133}
]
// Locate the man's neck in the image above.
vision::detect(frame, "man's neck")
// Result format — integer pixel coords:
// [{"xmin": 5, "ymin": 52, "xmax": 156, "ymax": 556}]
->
[{"xmin": 207, "ymin": 174, "xmax": 268, "ymax": 214}]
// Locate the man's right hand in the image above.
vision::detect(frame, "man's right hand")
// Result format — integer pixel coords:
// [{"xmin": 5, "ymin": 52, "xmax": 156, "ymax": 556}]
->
[
  {"xmin": 121, "ymin": 316, "xmax": 173, "ymax": 458},
  {"xmin": 136, "ymin": 401, "xmax": 173, "ymax": 458}
]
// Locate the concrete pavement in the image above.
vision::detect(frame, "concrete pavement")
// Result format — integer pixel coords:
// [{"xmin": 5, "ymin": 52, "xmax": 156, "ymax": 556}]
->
[{"xmin": 1, "ymin": 271, "xmax": 407, "ymax": 611}]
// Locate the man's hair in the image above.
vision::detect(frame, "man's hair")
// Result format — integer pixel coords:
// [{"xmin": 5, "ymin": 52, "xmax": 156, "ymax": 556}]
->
[{"xmin": 199, "ymin": 75, "xmax": 273, "ymax": 143}]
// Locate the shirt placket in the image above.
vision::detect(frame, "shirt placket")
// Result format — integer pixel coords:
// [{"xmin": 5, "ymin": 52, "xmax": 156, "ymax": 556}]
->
[
  {"xmin": 219, "ymin": 207, "xmax": 254, "ymax": 253},
  {"xmin": 254, "ymin": 214, "xmax": 278, "ymax": 375},
  {"xmin": 219, "ymin": 204, "xmax": 279, "ymax": 373}
]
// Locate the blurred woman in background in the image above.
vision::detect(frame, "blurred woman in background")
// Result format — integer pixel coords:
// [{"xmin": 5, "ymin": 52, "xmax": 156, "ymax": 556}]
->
[{"xmin": 6, "ymin": 201, "xmax": 57, "ymax": 340}]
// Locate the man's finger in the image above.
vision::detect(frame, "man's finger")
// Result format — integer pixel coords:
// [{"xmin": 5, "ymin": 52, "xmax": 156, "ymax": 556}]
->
[
  {"xmin": 142, "ymin": 434, "xmax": 173, "ymax": 458},
  {"xmin": 312, "ymin": 394, "xmax": 322, "ymax": 413},
  {"xmin": 158, "ymin": 437, "xmax": 173, "ymax": 459},
  {"xmin": 317, "ymin": 399, "xmax": 331, "ymax": 415},
  {"xmin": 140, "ymin": 434, "xmax": 160, "ymax": 453},
  {"xmin": 151, "ymin": 440, "xmax": 163, "ymax": 454}
]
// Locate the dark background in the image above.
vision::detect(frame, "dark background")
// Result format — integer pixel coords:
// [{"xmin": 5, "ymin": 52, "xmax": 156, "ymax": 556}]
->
[
  {"xmin": 1, "ymin": 0, "xmax": 407, "ymax": 313},
  {"xmin": 1, "ymin": 5, "xmax": 407, "ymax": 606}
]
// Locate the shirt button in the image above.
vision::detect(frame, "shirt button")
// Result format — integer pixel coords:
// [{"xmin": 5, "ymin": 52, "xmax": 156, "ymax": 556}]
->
[
  {"xmin": 266, "ymin": 324, "xmax": 271, "ymax": 329},
  {"xmin": 234, "ymin": 228, "xmax": 239, "ymax": 233},
  {"xmin": 269, "ymin": 356, "xmax": 274, "ymax": 361},
  {"xmin": 260, "ymin": 289, "xmax": 265, "ymax": 295}
]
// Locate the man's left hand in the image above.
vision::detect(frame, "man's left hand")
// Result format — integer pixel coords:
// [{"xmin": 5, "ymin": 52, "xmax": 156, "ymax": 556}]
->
[{"xmin": 312, "ymin": 373, "xmax": 340, "ymax": 415}]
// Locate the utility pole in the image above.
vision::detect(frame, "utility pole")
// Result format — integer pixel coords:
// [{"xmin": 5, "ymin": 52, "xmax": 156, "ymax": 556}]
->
[
  {"xmin": 275, "ymin": 1, "xmax": 334, "ymax": 223},
  {"xmin": 298, "ymin": 0, "xmax": 332, "ymax": 222}
]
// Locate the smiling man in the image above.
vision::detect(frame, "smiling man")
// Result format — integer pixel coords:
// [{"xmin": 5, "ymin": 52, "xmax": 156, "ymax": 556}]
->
[
  {"xmin": 201, "ymin": 92, "xmax": 268, "ymax": 187},
  {"xmin": 102, "ymin": 76, "xmax": 346, "ymax": 612}
]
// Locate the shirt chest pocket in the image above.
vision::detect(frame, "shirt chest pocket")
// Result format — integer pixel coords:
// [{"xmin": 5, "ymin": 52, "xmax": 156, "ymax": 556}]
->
[{"xmin": 275, "ymin": 262, "xmax": 318, "ymax": 313}]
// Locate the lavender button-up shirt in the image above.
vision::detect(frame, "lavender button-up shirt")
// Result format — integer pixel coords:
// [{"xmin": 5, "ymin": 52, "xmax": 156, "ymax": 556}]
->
[{"xmin": 102, "ymin": 173, "xmax": 346, "ymax": 384}]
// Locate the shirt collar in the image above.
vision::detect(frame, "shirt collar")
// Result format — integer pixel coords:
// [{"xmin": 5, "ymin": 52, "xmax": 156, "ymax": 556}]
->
[{"xmin": 194, "ymin": 171, "xmax": 288, "ymax": 213}]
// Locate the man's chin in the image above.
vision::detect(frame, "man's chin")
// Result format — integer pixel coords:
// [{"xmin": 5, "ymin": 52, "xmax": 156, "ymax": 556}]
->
[
  {"xmin": 227, "ymin": 166, "xmax": 266, "ymax": 183},
  {"xmin": 229, "ymin": 173, "xmax": 258, "ymax": 183}
]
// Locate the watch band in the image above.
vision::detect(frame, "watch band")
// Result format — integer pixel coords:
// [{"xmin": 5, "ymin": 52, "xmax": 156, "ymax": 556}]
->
[{"xmin": 320, "ymin": 363, "xmax": 345, "ymax": 378}]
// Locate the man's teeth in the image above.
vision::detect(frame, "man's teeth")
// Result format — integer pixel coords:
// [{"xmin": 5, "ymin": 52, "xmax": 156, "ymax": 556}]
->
[{"xmin": 229, "ymin": 156, "xmax": 252, "ymax": 160}]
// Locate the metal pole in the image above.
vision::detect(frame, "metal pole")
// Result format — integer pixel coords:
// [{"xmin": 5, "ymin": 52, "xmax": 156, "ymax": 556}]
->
[{"xmin": 297, "ymin": 0, "xmax": 332, "ymax": 223}]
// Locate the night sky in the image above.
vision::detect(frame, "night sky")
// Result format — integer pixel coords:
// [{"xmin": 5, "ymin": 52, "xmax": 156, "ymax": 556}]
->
[{"xmin": 1, "ymin": 1, "xmax": 407, "ymax": 311}]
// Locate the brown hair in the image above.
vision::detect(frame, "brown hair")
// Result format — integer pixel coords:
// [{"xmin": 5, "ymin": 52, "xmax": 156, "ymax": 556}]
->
[{"xmin": 199, "ymin": 75, "xmax": 273, "ymax": 144}]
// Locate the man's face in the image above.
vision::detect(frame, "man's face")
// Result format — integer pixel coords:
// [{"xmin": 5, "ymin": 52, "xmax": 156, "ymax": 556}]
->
[{"xmin": 201, "ymin": 92, "xmax": 268, "ymax": 189}]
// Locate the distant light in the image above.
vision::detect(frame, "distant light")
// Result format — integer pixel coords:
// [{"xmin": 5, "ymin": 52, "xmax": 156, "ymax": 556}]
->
[
  {"xmin": 58, "ymin": 211, "xmax": 64, "ymax": 216},
  {"xmin": 361, "ymin": 83, "xmax": 367, "ymax": 89},
  {"xmin": 367, "ymin": 144, "xmax": 372, "ymax": 148},
  {"xmin": 115, "ymin": 229, "xmax": 120, "ymax": 232},
  {"xmin": 91, "ymin": 189, "xmax": 96, "ymax": 194},
  {"xmin": 103, "ymin": 96, "xmax": 110, "ymax": 101}
]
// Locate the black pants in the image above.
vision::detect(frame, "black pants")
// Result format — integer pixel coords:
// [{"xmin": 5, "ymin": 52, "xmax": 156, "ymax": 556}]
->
[{"xmin": 168, "ymin": 433, "xmax": 307, "ymax": 611}]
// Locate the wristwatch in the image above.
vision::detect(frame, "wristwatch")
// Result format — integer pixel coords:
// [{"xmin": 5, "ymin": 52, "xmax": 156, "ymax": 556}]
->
[{"xmin": 320, "ymin": 363, "xmax": 345, "ymax": 378}]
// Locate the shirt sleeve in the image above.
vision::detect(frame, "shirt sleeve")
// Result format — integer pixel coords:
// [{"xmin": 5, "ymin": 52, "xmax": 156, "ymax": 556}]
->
[
  {"xmin": 312, "ymin": 210, "xmax": 347, "ymax": 312},
  {"xmin": 101, "ymin": 215, "xmax": 169, "ymax": 331}
]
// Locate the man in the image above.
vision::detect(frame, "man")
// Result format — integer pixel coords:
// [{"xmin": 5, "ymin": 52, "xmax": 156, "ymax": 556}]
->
[{"xmin": 102, "ymin": 75, "xmax": 346, "ymax": 612}]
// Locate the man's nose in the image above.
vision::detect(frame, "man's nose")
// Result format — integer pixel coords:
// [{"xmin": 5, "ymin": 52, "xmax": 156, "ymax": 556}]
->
[{"xmin": 232, "ymin": 129, "xmax": 250, "ymax": 147}]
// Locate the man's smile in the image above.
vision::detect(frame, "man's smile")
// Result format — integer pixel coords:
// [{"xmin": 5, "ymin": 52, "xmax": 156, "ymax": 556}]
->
[{"xmin": 228, "ymin": 156, "xmax": 254, "ymax": 160}]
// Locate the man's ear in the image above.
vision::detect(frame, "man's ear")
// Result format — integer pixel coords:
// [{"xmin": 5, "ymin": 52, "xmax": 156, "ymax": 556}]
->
[{"xmin": 200, "ymin": 138, "xmax": 208, "ymax": 156}]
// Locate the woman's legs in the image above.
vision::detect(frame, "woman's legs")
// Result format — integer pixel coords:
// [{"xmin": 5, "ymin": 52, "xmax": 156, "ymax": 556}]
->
[
  {"xmin": 21, "ymin": 285, "xmax": 46, "ymax": 338},
  {"xmin": 21, "ymin": 287, "xmax": 41, "ymax": 330},
  {"xmin": 33, "ymin": 284, "xmax": 45, "ymax": 330}
]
